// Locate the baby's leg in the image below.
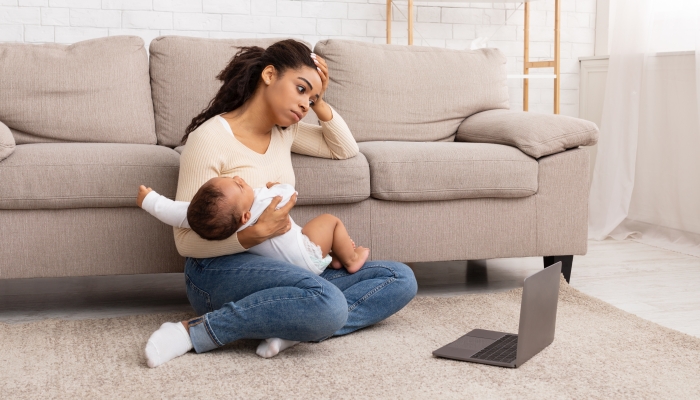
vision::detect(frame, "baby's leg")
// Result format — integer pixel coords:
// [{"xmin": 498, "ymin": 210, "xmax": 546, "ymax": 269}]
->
[
  {"xmin": 302, "ymin": 214, "xmax": 369, "ymax": 273},
  {"xmin": 329, "ymin": 238, "xmax": 354, "ymax": 269}
]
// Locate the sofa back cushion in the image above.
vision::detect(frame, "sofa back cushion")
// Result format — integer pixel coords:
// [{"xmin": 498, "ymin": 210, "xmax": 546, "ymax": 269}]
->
[
  {"xmin": 0, "ymin": 36, "xmax": 156, "ymax": 145},
  {"xmin": 313, "ymin": 40, "xmax": 510, "ymax": 143},
  {"xmin": 150, "ymin": 36, "xmax": 311, "ymax": 147}
]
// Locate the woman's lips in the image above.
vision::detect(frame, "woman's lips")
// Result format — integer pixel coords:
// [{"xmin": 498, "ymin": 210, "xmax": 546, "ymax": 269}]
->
[{"xmin": 291, "ymin": 111, "xmax": 300, "ymax": 121}]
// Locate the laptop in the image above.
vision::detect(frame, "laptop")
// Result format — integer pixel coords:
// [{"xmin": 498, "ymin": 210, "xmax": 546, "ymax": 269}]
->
[{"xmin": 432, "ymin": 262, "xmax": 562, "ymax": 368}]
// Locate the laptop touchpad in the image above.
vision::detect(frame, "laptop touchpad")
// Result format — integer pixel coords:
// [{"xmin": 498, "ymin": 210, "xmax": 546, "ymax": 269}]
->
[{"xmin": 451, "ymin": 335, "xmax": 496, "ymax": 351}]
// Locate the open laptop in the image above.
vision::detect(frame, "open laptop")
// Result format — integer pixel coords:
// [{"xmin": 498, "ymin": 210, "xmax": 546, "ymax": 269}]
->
[{"xmin": 432, "ymin": 262, "xmax": 562, "ymax": 368}]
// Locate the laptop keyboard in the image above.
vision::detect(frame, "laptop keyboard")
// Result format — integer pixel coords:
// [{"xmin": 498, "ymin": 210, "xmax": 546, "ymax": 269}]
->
[{"xmin": 471, "ymin": 334, "xmax": 518, "ymax": 363}]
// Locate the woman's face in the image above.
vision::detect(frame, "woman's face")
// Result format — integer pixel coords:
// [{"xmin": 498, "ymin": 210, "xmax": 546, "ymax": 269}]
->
[{"xmin": 262, "ymin": 65, "xmax": 322, "ymax": 126}]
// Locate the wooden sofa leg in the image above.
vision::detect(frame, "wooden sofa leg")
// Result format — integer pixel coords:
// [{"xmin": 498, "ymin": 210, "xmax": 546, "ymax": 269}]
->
[{"xmin": 543, "ymin": 255, "xmax": 573, "ymax": 283}]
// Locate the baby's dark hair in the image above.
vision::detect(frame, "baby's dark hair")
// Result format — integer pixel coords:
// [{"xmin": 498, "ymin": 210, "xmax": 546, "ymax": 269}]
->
[{"xmin": 187, "ymin": 180, "xmax": 242, "ymax": 241}]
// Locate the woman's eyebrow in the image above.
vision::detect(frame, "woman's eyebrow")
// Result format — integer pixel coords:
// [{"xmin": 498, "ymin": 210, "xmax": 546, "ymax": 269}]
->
[{"xmin": 298, "ymin": 77, "xmax": 313, "ymax": 91}]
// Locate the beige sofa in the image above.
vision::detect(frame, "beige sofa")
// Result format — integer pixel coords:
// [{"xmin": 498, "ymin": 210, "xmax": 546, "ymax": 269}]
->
[{"xmin": 0, "ymin": 36, "xmax": 598, "ymax": 282}]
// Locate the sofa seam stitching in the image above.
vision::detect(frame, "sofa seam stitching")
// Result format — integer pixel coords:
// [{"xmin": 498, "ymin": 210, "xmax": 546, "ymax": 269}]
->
[
  {"xmin": 368, "ymin": 160, "xmax": 535, "ymax": 164},
  {"xmin": 460, "ymin": 127, "xmax": 597, "ymax": 148}
]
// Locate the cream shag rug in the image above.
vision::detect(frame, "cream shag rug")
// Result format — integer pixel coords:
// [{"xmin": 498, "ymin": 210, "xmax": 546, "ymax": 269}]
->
[{"xmin": 2, "ymin": 277, "xmax": 699, "ymax": 399}]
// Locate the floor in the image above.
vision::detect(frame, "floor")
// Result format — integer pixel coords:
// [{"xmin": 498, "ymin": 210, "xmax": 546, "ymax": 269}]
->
[{"xmin": 1, "ymin": 239, "xmax": 699, "ymax": 338}]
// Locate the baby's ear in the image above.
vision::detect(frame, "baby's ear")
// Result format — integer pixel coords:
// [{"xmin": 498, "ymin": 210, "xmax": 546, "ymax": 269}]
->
[{"xmin": 241, "ymin": 211, "xmax": 251, "ymax": 224}]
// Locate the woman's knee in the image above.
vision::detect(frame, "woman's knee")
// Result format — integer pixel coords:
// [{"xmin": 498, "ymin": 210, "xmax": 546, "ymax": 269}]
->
[
  {"xmin": 381, "ymin": 261, "xmax": 418, "ymax": 302},
  {"xmin": 396, "ymin": 262, "xmax": 418, "ymax": 290},
  {"xmin": 309, "ymin": 279, "xmax": 348, "ymax": 339},
  {"xmin": 257, "ymin": 273, "xmax": 347, "ymax": 341}
]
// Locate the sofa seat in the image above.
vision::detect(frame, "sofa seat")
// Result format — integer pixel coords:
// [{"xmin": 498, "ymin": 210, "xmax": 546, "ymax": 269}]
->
[
  {"xmin": 358, "ymin": 141, "xmax": 538, "ymax": 202},
  {"xmin": 291, "ymin": 152, "xmax": 370, "ymax": 205},
  {"xmin": 0, "ymin": 143, "xmax": 180, "ymax": 210}
]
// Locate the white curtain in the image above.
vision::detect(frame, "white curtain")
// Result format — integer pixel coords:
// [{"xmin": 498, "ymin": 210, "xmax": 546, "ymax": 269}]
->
[{"xmin": 588, "ymin": 0, "xmax": 700, "ymax": 257}]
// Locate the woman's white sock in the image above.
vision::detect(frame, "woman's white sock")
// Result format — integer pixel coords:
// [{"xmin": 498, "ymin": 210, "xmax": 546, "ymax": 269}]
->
[
  {"xmin": 256, "ymin": 338, "xmax": 300, "ymax": 358},
  {"xmin": 145, "ymin": 322, "xmax": 193, "ymax": 368}
]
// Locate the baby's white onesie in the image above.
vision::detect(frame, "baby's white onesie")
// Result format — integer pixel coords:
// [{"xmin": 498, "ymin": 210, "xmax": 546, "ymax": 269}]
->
[{"xmin": 141, "ymin": 184, "xmax": 331, "ymax": 275}]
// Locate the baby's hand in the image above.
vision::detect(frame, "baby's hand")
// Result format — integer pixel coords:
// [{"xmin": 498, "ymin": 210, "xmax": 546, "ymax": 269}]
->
[
  {"xmin": 266, "ymin": 182, "xmax": 281, "ymax": 189},
  {"xmin": 136, "ymin": 185, "xmax": 152, "ymax": 208}
]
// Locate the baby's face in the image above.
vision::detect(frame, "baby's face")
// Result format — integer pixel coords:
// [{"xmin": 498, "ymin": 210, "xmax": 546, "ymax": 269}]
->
[{"xmin": 210, "ymin": 176, "xmax": 255, "ymax": 217}]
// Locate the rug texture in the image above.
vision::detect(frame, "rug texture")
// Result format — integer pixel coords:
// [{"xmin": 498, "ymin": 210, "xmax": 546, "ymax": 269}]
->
[{"xmin": 2, "ymin": 277, "xmax": 699, "ymax": 399}]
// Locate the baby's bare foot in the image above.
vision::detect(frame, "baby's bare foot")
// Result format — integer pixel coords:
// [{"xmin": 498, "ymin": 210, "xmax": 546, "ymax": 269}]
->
[{"xmin": 345, "ymin": 247, "xmax": 370, "ymax": 274}]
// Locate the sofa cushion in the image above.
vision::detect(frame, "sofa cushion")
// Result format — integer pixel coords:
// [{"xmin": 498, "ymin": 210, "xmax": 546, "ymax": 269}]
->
[
  {"xmin": 314, "ymin": 39, "xmax": 510, "ymax": 143},
  {"xmin": 292, "ymin": 152, "xmax": 370, "ymax": 205},
  {"xmin": 0, "ymin": 36, "xmax": 156, "ymax": 145},
  {"xmin": 149, "ymin": 36, "xmax": 312, "ymax": 148},
  {"xmin": 0, "ymin": 143, "xmax": 179, "ymax": 210},
  {"xmin": 358, "ymin": 141, "xmax": 538, "ymax": 201},
  {"xmin": 456, "ymin": 109, "xmax": 600, "ymax": 158},
  {"xmin": 0, "ymin": 120, "xmax": 14, "ymax": 161}
]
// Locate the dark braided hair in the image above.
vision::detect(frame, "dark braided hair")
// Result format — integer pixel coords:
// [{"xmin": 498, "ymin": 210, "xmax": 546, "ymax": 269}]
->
[{"xmin": 182, "ymin": 39, "xmax": 316, "ymax": 145}]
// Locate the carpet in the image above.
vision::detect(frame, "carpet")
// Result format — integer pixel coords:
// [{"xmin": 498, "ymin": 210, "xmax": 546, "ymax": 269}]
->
[{"xmin": 2, "ymin": 277, "xmax": 699, "ymax": 399}]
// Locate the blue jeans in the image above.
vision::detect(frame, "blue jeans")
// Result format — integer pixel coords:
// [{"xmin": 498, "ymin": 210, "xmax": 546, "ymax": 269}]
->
[{"xmin": 184, "ymin": 252, "xmax": 418, "ymax": 353}]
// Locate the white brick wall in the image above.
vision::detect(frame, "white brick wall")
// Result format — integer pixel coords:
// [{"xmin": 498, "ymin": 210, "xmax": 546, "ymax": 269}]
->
[{"xmin": 0, "ymin": 0, "xmax": 597, "ymax": 116}]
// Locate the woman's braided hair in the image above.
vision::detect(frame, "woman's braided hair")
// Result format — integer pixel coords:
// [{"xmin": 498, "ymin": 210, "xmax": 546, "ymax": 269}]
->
[{"xmin": 181, "ymin": 39, "xmax": 317, "ymax": 145}]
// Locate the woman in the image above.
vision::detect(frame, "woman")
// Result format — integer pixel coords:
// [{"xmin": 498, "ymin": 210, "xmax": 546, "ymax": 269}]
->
[{"xmin": 145, "ymin": 39, "xmax": 418, "ymax": 368}]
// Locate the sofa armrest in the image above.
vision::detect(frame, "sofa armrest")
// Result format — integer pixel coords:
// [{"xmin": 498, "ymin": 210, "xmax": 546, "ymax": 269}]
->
[
  {"xmin": 456, "ymin": 109, "xmax": 599, "ymax": 158},
  {"xmin": 0, "ymin": 120, "xmax": 15, "ymax": 162}
]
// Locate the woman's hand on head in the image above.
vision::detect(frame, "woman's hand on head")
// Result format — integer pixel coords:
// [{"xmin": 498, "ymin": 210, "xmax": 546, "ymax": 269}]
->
[{"xmin": 310, "ymin": 53, "xmax": 329, "ymax": 105}]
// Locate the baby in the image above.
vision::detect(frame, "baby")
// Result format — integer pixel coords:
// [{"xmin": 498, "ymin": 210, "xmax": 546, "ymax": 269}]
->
[{"xmin": 136, "ymin": 176, "xmax": 370, "ymax": 275}]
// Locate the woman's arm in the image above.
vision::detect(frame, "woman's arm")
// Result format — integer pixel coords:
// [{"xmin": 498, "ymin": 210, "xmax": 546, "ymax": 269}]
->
[
  {"xmin": 291, "ymin": 54, "xmax": 359, "ymax": 160},
  {"xmin": 291, "ymin": 101, "xmax": 359, "ymax": 160}
]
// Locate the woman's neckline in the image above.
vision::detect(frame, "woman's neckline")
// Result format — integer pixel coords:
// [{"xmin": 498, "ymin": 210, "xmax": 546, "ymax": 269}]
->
[{"xmin": 216, "ymin": 115, "xmax": 277, "ymax": 156}]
